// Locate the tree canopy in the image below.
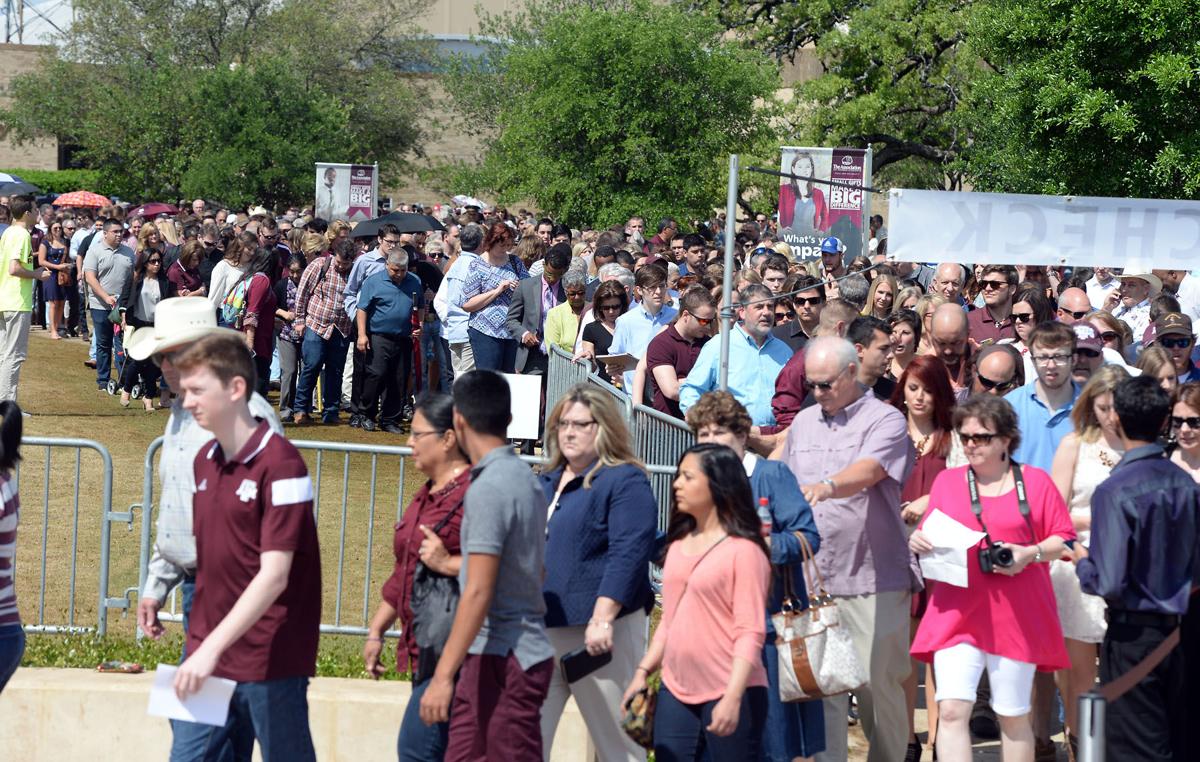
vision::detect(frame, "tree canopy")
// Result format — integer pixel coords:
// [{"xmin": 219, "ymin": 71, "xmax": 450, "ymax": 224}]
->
[
  {"xmin": 0, "ymin": 0, "xmax": 430, "ymax": 206},
  {"xmin": 440, "ymin": 0, "xmax": 781, "ymax": 227}
]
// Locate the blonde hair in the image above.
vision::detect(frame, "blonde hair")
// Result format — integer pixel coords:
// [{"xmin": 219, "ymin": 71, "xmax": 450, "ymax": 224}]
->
[
  {"xmin": 914, "ymin": 293, "xmax": 948, "ymax": 322},
  {"xmin": 772, "ymin": 241, "xmax": 792, "ymax": 259},
  {"xmin": 1070, "ymin": 364, "xmax": 1130, "ymax": 442},
  {"xmin": 326, "ymin": 219, "xmax": 351, "ymax": 243},
  {"xmin": 862, "ymin": 274, "xmax": 898, "ymax": 317},
  {"xmin": 1137, "ymin": 345, "xmax": 1176, "ymax": 383},
  {"xmin": 542, "ymin": 384, "xmax": 644, "ymax": 487},
  {"xmin": 301, "ymin": 232, "xmax": 327, "ymax": 259},
  {"xmin": 136, "ymin": 223, "xmax": 160, "ymax": 253},
  {"xmin": 895, "ymin": 285, "xmax": 923, "ymax": 313},
  {"xmin": 156, "ymin": 218, "xmax": 180, "ymax": 246}
]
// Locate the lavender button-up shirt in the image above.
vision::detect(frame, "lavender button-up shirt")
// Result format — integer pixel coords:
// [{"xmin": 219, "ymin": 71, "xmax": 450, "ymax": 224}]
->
[{"xmin": 781, "ymin": 387, "xmax": 916, "ymax": 597}]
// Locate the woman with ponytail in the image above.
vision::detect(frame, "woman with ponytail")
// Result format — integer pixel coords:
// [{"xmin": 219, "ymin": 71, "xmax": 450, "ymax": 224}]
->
[{"xmin": 0, "ymin": 400, "xmax": 24, "ymax": 693}]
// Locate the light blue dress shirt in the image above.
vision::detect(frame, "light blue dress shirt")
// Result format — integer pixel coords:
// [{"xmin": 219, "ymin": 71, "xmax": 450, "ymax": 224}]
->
[
  {"xmin": 1005, "ymin": 380, "xmax": 1081, "ymax": 472},
  {"xmin": 342, "ymin": 248, "xmax": 385, "ymax": 316},
  {"xmin": 678, "ymin": 325, "xmax": 793, "ymax": 426},
  {"xmin": 444, "ymin": 250, "xmax": 479, "ymax": 344},
  {"xmin": 608, "ymin": 302, "xmax": 678, "ymax": 389}
]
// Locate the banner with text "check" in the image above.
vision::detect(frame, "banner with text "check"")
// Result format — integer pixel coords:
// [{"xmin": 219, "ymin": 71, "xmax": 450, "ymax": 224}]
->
[{"xmin": 887, "ymin": 188, "xmax": 1200, "ymax": 269}]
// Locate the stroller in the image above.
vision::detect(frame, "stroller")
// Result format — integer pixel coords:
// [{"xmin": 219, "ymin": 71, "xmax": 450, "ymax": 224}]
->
[{"xmin": 105, "ymin": 324, "xmax": 145, "ymax": 399}]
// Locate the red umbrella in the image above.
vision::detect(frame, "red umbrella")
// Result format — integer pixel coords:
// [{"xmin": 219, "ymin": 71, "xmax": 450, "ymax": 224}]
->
[
  {"xmin": 128, "ymin": 202, "xmax": 179, "ymax": 219},
  {"xmin": 53, "ymin": 190, "xmax": 111, "ymax": 208}
]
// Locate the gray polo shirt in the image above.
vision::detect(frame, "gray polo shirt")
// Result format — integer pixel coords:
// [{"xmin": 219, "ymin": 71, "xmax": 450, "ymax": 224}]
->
[
  {"xmin": 83, "ymin": 241, "xmax": 135, "ymax": 310},
  {"xmin": 460, "ymin": 445, "xmax": 554, "ymax": 670}
]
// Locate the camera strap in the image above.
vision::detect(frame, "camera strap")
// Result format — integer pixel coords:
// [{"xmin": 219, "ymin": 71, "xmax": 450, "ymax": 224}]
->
[{"xmin": 967, "ymin": 462, "xmax": 1036, "ymax": 543}]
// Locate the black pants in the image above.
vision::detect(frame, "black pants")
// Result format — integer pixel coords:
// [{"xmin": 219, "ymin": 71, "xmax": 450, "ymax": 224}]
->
[
  {"xmin": 349, "ymin": 323, "xmax": 368, "ymax": 416},
  {"xmin": 361, "ymin": 332, "xmax": 413, "ymax": 427},
  {"xmin": 1100, "ymin": 616, "xmax": 1185, "ymax": 761},
  {"xmin": 121, "ymin": 356, "xmax": 161, "ymax": 395}
]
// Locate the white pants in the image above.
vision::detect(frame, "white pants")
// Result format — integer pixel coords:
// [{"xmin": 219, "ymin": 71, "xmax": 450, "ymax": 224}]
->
[
  {"xmin": 449, "ymin": 341, "xmax": 474, "ymax": 378},
  {"xmin": 0, "ymin": 311, "xmax": 31, "ymax": 402},
  {"xmin": 816, "ymin": 589, "xmax": 912, "ymax": 762},
  {"xmin": 933, "ymin": 642, "xmax": 1036, "ymax": 717},
  {"xmin": 540, "ymin": 609, "xmax": 647, "ymax": 762}
]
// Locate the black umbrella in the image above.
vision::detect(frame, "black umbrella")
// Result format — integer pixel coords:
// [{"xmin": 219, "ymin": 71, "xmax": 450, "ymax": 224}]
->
[
  {"xmin": 352, "ymin": 212, "xmax": 445, "ymax": 239},
  {"xmin": 0, "ymin": 181, "xmax": 41, "ymax": 196}
]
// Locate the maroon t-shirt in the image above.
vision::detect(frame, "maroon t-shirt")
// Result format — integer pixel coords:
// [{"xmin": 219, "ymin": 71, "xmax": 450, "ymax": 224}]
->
[
  {"xmin": 645, "ymin": 325, "xmax": 708, "ymax": 419},
  {"xmin": 188, "ymin": 420, "xmax": 321, "ymax": 682},
  {"xmin": 242, "ymin": 272, "xmax": 278, "ymax": 358}
]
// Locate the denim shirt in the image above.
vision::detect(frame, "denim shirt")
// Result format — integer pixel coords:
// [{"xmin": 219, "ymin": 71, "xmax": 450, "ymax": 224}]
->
[{"xmin": 1077, "ymin": 444, "xmax": 1200, "ymax": 614}]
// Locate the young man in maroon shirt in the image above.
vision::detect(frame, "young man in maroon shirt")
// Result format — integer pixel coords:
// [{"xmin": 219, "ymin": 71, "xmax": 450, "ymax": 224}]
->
[{"xmin": 170, "ymin": 334, "xmax": 321, "ymax": 762}]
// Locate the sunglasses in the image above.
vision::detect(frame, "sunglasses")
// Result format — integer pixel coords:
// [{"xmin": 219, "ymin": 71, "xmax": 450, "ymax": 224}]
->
[
  {"xmin": 1172, "ymin": 416, "xmax": 1200, "ymax": 429},
  {"xmin": 688, "ymin": 313, "xmax": 715, "ymax": 326},
  {"xmin": 1099, "ymin": 331, "xmax": 1120, "ymax": 342},
  {"xmin": 1059, "ymin": 308, "xmax": 1090, "ymax": 320},
  {"xmin": 794, "ymin": 296, "xmax": 824, "ymax": 307},
  {"xmin": 1012, "ymin": 312, "xmax": 1035, "ymax": 323},
  {"xmin": 599, "ymin": 303, "xmax": 623, "ymax": 312},
  {"xmin": 976, "ymin": 373, "xmax": 1015, "ymax": 393},
  {"xmin": 958, "ymin": 431, "xmax": 998, "ymax": 446},
  {"xmin": 774, "ymin": 311, "xmax": 795, "ymax": 321},
  {"xmin": 979, "ymin": 279, "xmax": 1009, "ymax": 291},
  {"xmin": 1074, "ymin": 348, "xmax": 1101, "ymax": 359},
  {"xmin": 146, "ymin": 259, "xmax": 162, "ymax": 265},
  {"xmin": 1160, "ymin": 336, "xmax": 1193, "ymax": 350},
  {"xmin": 808, "ymin": 367, "xmax": 847, "ymax": 391}
]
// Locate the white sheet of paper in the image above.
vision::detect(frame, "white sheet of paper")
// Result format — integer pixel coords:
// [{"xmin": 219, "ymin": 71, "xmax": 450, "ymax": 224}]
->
[
  {"xmin": 918, "ymin": 509, "xmax": 987, "ymax": 588},
  {"xmin": 147, "ymin": 664, "xmax": 236, "ymax": 727},
  {"xmin": 502, "ymin": 372, "xmax": 543, "ymax": 440}
]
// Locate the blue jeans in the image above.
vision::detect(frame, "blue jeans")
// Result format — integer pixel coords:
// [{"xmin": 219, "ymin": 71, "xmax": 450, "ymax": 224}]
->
[
  {"xmin": 467, "ymin": 327, "xmax": 517, "ymax": 373},
  {"xmin": 90, "ymin": 307, "xmax": 124, "ymax": 388},
  {"xmin": 0, "ymin": 623, "xmax": 25, "ymax": 694},
  {"xmin": 398, "ymin": 676, "xmax": 450, "ymax": 762},
  {"xmin": 420, "ymin": 319, "xmax": 453, "ymax": 393},
  {"xmin": 170, "ymin": 676, "xmax": 316, "ymax": 762},
  {"xmin": 294, "ymin": 327, "xmax": 350, "ymax": 421},
  {"xmin": 654, "ymin": 684, "xmax": 767, "ymax": 762},
  {"xmin": 761, "ymin": 639, "xmax": 825, "ymax": 759}
]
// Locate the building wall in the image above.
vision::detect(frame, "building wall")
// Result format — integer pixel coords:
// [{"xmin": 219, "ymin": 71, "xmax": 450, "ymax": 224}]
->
[{"xmin": 0, "ymin": 43, "xmax": 59, "ymax": 171}]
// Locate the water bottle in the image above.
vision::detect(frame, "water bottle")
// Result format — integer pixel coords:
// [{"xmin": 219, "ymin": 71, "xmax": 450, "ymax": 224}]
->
[{"xmin": 757, "ymin": 497, "xmax": 772, "ymax": 538}]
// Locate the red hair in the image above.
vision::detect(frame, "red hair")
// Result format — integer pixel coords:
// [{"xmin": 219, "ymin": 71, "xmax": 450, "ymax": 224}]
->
[
  {"xmin": 889, "ymin": 354, "xmax": 956, "ymax": 457},
  {"xmin": 480, "ymin": 221, "xmax": 514, "ymax": 253}
]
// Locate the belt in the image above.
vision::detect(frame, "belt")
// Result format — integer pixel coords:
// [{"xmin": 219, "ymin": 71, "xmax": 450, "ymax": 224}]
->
[{"xmin": 1107, "ymin": 609, "xmax": 1181, "ymax": 628}]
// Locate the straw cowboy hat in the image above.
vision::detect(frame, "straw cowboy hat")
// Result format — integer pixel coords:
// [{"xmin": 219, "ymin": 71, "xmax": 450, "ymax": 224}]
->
[
  {"xmin": 1116, "ymin": 272, "xmax": 1163, "ymax": 298},
  {"xmin": 125, "ymin": 297, "xmax": 242, "ymax": 361}
]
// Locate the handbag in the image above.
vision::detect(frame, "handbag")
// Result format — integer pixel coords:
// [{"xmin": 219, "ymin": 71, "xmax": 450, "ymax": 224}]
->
[
  {"xmin": 56, "ymin": 267, "xmax": 70, "ymax": 287},
  {"xmin": 771, "ymin": 532, "xmax": 867, "ymax": 702},
  {"xmin": 409, "ymin": 504, "xmax": 461, "ymax": 682},
  {"xmin": 621, "ymin": 535, "xmax": 728, "ymax": 749}
]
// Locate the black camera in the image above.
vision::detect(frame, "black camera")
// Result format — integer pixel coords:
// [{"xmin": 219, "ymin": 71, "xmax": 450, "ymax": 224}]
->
[{"xmin": 978, "ymin": 539, "xmax": 1014, "ymax": 574}]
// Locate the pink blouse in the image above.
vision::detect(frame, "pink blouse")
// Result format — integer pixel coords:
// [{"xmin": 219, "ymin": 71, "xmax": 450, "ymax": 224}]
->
[
  {"xmin": 653, "ymin": 536, "xmax": 770, "ymax": 703},
  {"xmin": 910, "ymin": 465, "xmax": 1075, "ymax": 671}
]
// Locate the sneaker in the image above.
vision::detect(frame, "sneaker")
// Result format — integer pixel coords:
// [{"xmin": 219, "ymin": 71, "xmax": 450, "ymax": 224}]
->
[
  {"xmin": 361, "ymin": 418, "xmax": 377, "ymax": 432},
  {"xmin": 401, "ymin": 402, "xmax": 414, "ymax": 422},
  {"xmin": 381, "ymin": 423, "xmax": 404, "ymax": 434},
  {"xmin": 349, "ymin": 414, "xmax": 362, "ymax": 429},
  {"xmin": 848, "ymin": 693, "xmax": 859, "ymax": 726}
]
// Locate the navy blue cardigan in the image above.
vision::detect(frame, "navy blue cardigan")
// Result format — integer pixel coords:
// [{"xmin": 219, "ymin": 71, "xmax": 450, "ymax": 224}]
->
[{"xmin": 540, "ymin": 462, "xmax": 658, "ymax": 628}]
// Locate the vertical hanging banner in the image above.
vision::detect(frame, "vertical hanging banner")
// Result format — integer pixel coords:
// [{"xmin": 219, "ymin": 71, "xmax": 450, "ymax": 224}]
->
[
  {"xmin": 777, "ymin": 147, "xmax": 872, "ymax": 260},
  {"xmin": 314, "ymin": 162, "xmax": 378, "ymax": 222}
]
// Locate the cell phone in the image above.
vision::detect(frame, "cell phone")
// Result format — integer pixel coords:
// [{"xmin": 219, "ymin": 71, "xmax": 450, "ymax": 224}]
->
[{"xmin": 559, "ymin": 646, "xmax": 612, "ymax": 684}]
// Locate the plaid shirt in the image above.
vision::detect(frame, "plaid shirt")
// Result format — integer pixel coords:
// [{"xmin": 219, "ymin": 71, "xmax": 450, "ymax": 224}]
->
[{"xmin": 294, "ymin": 255, "xmax": 351, "ymax": 339}]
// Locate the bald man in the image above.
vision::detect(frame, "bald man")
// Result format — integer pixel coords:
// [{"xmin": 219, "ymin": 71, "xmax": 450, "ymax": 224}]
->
[
  {"xmin": 930, "ymin": 303, "xmax": 972, "ymax": 391},
  {"xmin": 932, "ymin": 262, "xmax": 966, "ymax": 305},
  {"xmin": 971, "ymin": 344, "xmax": 1022, "ymax": 396},
  {"xmin": 1057, "ymin": 287, "xmax": 1092, "ymax": 324}
]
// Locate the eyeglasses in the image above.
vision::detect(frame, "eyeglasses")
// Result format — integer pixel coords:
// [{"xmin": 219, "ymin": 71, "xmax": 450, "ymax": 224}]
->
[
  {"xmin": 558, "ymin": 419, "xmax": 598, "ymax": 433},
  {"xmin": 1099, "ymin": 331, "xmax": 1120, "ymax": 342},
  {"xmin": 976, "ymin": 373, "xmax": 1015, "ymax": 393},
  {"xmin": 1160, "ymin": 336, "xmax": 1194, "ymax": 350},
  {"xmin": 409, "ymin": 430, "xmax": 442, "ymax": 439},
  {"xmin": 1011, "ymin": 312, "xmax": 1035, "ymax": 323},
  {"xmin": 381, "ymin": 238, "xmax": 402, "ymax": 246},
  {"xmin": 1172, "ymin": 416, "xmax": 1200, "ymax": 430},
  {"xmin": 980, "ymin": 279, "xmax": 1009, "ymax": 291},
  {"xmin": 794, "ymin": 296, "xmax": 823, "ymax": 307},
  {"xmin": 1074, "ymin": 348, "xmax": 1101, "ymax": 359},
  {"xmin": 1059, "ymin": 308, "xmax": 1090, "ymax": 320},
  {"xmin": 1032, "ymin": 353, "xmax": 1072, "ymax": 365},
  {"xmin": 809, "ymin": 366, "xmax": 848, "ymax": 392},
  {"xmin": 688, "ymin": 313, "xmax": 715, "ymax": 326},
  {"xmin": 958, "ymin": 431, "xmax": 998, "ymax": 446}
]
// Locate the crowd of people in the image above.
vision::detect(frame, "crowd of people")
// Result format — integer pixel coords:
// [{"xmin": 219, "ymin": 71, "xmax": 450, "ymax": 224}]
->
[{"xmin": 2, "ymin": 191, "xmax": 1200, "ymax": 762}]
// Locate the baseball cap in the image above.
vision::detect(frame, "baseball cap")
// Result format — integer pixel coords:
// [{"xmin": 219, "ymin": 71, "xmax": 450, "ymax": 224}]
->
[
  {"xmin": 1072, "ymin": 323, "xmax": 1103, "ymax": 352},
  {"xmin": 1154, "ymin": 312, "xmax": 1193, "ymax": 339},
  {"xmin": 819, "ymin": 237, "xmax": 842, "ymax": 254}
]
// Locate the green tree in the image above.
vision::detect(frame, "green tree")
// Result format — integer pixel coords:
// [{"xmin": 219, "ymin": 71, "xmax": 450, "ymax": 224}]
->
[
  {"xmin": 688, "ymin": 0, "xmax": 978, "ymax": 190},
  {"xmin": 964, "ymin": 0, "xmax": 1200, "ymax": 198},
  {"xmin": 0, "ymin": 0, "xmax": 431, "ymax": 205},
  {"xmin": 440, "ymin": 0, "xmax": 781, "ymax": 226}
]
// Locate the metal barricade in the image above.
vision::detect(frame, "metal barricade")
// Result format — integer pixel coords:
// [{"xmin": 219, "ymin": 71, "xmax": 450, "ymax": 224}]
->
[
  {"xmin": 629, "ymin": 405, "xmax": 694, "ymax": 530},
  {"xmin": 15, "ymin": 437, "xmax": 124, "ymax": 636},
  {"xmin": 544, "ymin": 345, "xmax": 593, "ymax": 430}
]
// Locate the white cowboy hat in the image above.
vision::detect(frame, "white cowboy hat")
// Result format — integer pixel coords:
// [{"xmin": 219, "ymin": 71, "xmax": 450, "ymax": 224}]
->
[
  {"xmin": 1116, "ymin": 272, "xmax": 1163, "ymax": 297},
  {"xmin": 125, "ymin": 297, "xmax": 243, "ymax": 361}
]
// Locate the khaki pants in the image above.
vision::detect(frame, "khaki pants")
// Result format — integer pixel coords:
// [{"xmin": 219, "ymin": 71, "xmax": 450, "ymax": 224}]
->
[
  {"xmin": 540, "ymin": 609, "xmax": 648, "ymax": 762},
  {"xmin": 0, "ymin": 310, "xmax": 31, "ymax": 402},
  {"xmin": 449, "ymin": 341, "xmax": 475, "ymax": 378},
  {"xmin": 816, "ymin": 589, "xmax": 912, "ymax": 762}
]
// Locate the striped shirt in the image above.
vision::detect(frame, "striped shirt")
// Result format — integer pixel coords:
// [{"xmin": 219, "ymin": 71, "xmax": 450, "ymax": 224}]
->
[{"xmin": 0, "ymin": 473, "xmax": 19, "ymax": 627}]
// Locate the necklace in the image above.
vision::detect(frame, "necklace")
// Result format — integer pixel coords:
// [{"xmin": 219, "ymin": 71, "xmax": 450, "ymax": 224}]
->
[
  {"xmin": 911, "ymin": 432, "xmax": 931, "ymax": 454},
  {"xmin": 1098, "ymin": 448, "xmax": 1118, "ymax": 469}
]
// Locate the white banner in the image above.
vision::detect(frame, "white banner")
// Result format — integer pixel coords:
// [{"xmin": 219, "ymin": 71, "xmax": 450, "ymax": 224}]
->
[
  {"xmin": 887, "ymin": 188, "xmax": 1200, "ymax": 270},
  {"xmin": 314, "ymin": 162, "xmax": 378, "ymax": 222}
]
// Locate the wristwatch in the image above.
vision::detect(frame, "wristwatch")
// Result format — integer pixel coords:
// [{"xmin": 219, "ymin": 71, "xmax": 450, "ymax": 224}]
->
[
  {"xmin": 1033, "ymin": 544, "xmax": 1043, "ymax": 563},
  {"xmin": 821, "ymin": 478, "xmax": 836, "ymax": 494}
]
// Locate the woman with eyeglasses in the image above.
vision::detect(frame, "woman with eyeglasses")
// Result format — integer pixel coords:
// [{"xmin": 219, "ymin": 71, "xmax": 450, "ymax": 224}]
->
[
  {"xmin": 890, "ymin": 354, "xmax": 956, "ymax": 760},
  {"xmin": 909, "ymin": 394, "xmax": 1075, "ymax": 762},
  {"xmin": 36, "ymin": 220, "xmax": 72, "ymax": 339},
  {"xmin": 1046, "ymin": 365, "xmax": 1129, "ymax": 757},
  {"xmin": 1000, "ymin": 287, "xmax": 1055, "ymax": 382},
  {"xmin": 578, "ymin": 280, "xmax": 629, "ymax": 362},
  {"xmin": 538, "ymin": 385, "xmax": 657, "ymax": 761},
  {"xmin": 117, "ymin": 249, "xmax": 175, "ymax": 410},
  {"xmin": 1170, "ymin": 382, "xmax": 1200, "ymax": 480},
  {"xmin": 863, "ymin": 273, "xmax": 898, "ymax": 320},
  {"xmin": 914, "ymin": 293, "xmax": 948, "ymax": 357}
]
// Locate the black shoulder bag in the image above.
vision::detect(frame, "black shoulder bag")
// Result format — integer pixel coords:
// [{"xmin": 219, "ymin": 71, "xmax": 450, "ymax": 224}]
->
[{"xmin": 410, "ymin": 504, "xmax": 461, "ymax": 682}]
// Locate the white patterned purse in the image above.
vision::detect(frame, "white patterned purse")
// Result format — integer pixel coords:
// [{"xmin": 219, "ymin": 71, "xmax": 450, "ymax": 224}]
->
[{"xmin": 771, "ymin": 532, "xmax": 867, "ymax": 702}]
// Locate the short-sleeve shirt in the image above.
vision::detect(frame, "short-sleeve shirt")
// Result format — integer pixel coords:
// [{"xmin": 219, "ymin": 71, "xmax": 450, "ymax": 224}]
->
[
  {"xmin": 645, "ymin": 325, "xmax": 708, "ymax": 418},
  {"xmin": 782, "ymin": 388, "xmax": 916, "ymax": 596},
  {"xmin": 0, "ymin": 225, "xmax": 33, "ymax": 312},
  {"xmin": 83, "ymin": 242, "xmax": 135, "ymax": 310},
  {"xmin": 460, "ymin": 445, "xmax": 554, "ymax": 670},
  {"xmin": 357, "ymin": 270, "xmax": 423, "ymax": 335},
  {"xmin": 461, "ymin": 255, "xmax": 528, "ymax": 339},
  {"xmin": 1005, "ymin": 381, "xmax": 1080, "ymax": 472},
  {"xmin": 187, "ymin": 420, "xmax": 322, "ymax": 683}
]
